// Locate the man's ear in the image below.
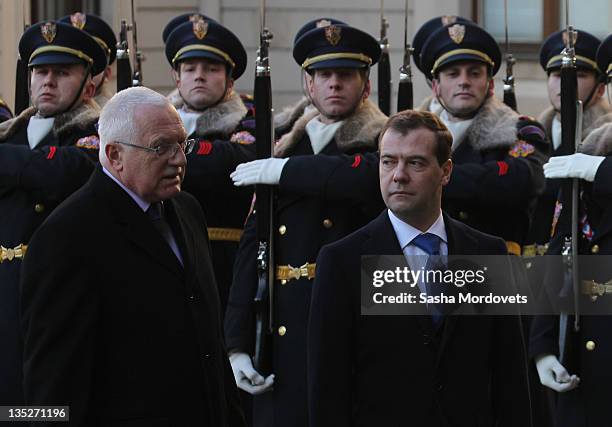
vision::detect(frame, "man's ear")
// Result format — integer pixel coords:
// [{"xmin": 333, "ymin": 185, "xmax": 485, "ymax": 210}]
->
[
  {"xmin": 226, "ymin": 77, "xmax": 235, "ymax": 92},
  {"xmin": 104, "ymin": 66, "xmax": 112, "ymax": 81},
  {"xmin": 594, "ymin": 81, "xmax": 606, "ymax": 100},
  {"xmin": 82, "ymin": 76, "xmax": 96, "ymax": 101},
  {"xmin": 305, "ymin": 71, "xmax": 315, "ymax": 98},
  {"xmin": 362, "ymin": 79, "xmax": 371, "ymax": 101},
  {"xmin": 105, "ymin": 142, "xmax": 123, "ymax": 172},
  {"xmin": 172, "ymin": 67, "xmax": 181, "ymax": 87},
  {"xmin": 431, "ymin": 77, "xmax": 440, "ymax": 97},
  {"xmin": 487, "ymin": 78, "xmax": 495, "ymax": 98},
  {"xmin": 441, "ymin": 158, "xmax": 453, "ymax": 186}
]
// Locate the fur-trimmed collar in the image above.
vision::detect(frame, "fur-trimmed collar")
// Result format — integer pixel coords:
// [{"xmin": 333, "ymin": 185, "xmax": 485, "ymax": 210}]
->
[
  {"xmin": 579, "ymin": 112, "xmax": 612, "ymax": 156},
  {"xmin": 416, "ymin": 95, "xmax": 433, "ymax": 111},
  {"xmin": 274, "ymin": 97, "xmax": 311, "ymax": 136},
  {"xmin": 417, "ymin": 95, "xmax": 518, "ymax": 151},
  {"xmin": 0, "ymin": 100, "xmax": 100, "ymax": 142},
  {"xmin": 273, "ymin": 98, "xmax": 387, "ymax": 158},
  {"xmin": 538, "ymin": 97, "xmax": 612, "ymax": 140},
  {"xmin": 168, "ymin": 89, "xmax": 247, "ymax": 138},
  {"xmin": 463, "ymin": 96, "xmax": 519, "ymax": 151},
  {"xmin": 415, "ymin": 95, "xmax": 444, "ymax": 115}
]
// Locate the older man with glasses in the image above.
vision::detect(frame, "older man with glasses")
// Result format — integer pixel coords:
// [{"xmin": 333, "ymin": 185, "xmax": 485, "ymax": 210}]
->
[{"xmin": 20, "ymin": 86, "xmax": 246, "ymax": 426}]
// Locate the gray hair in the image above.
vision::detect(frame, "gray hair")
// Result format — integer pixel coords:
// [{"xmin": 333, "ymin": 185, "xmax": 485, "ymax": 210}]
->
[{"xmin": 98, "ymin": 87, "xmax": 174, "ymax": 162}]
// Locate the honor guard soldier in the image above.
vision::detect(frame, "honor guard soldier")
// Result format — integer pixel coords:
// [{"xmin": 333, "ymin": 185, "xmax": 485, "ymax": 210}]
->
[
  {"xmin": 163, "ymin": 14, "xmax": 256, "ymax": 313},
  {"xmin": 418, "ymin": 21, "xmax": 548, "ymax": 256},
  {"xmin": 412, "ymin": 15, "xmax": 472, "ymax": 114},
  {"xmin": 59, "ymin": 12, "xmax": 118, "ymax": 107},
  {"xmin": 531, "ymin": 33, "xmax": 612, "ymax": 427},
  {"xmin": 525, "ymin": 29, "xmax": 610, "ymax": 254},
  {"xmin": 0, "ymin": 21, "xmax": 106, "ymax": 404},
  {"xmin": 0, "ymin": 98, "xmax": 13, "ymax": 123},
  {"xmin": 225, "ymin": 20, "xmax": 386, "ymax": 427}
]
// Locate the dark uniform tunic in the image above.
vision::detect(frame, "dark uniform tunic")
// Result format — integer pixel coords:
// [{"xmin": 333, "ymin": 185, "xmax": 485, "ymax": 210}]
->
[
  {"xmin": 530, "ymin": 118, "xmax": 612, "ymax": 427},
  {"xmin": 225, "ymin": 98, "xmax": 386, "ymax": 427},
  {"xmin": 438, "ymin": 96, "xmax": 548, "ymax": 254},
  {"xmin": 170, "ymin": 90, "xmax": 256, "ymax": 313},
  {"xmin": 0, "ymin": 102, "xmax": 100, "ymax": 404},
  {"xmin": 527, "ymin": 99, "xmax": 612, "ymax": 252}
]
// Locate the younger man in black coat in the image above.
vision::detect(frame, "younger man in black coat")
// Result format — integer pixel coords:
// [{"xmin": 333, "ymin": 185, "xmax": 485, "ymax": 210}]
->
[{"xmin": 308, "ymin": 110, "xmax": 531, "ymax": 427}]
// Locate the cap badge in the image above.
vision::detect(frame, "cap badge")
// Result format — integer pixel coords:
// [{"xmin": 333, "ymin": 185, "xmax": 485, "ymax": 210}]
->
[
  {"xmin": 316, "ymin": 19, "xmax": 332, "ymax": 28},
  {"xmin": 70, "ymin": 12, "xmax": 87, "ymax": 30},
  {"xmin": 448, "ymin": 24, "xmax": 465, "ymax": 44},
  {"xmin": 325, "ymin": 25, "xmax": 342, "ymax": 46},
  {"xmin": 441, "ymin": 16, "xmax": 458, "ymax": 26},
  {"xmin": 189, "ymin": 14, "xmax": 204, "ymax": 23},
  {"xmin": 192, "ymin": 18, "xmax": 208, "ymax": 40},
  {"xmin": 41, "ymin": 22, "xmax": 57, "ymax": 44}
]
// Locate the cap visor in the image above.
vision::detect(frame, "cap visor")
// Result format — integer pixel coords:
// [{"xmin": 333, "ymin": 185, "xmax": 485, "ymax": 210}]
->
[
  {"xmin": 176, "ymin": 50, "xmax": 226, "ymax": 66},
  {"xmin": 307, "ymin": 58, "xmax": 369, "ymax": 70},
  {"xmin": 29, "ymin": 52, "xmax": 84, "ymax": 67},
  {"xmin": 437, "ymin": 53, "xmax": 491, "ymax": 71}
]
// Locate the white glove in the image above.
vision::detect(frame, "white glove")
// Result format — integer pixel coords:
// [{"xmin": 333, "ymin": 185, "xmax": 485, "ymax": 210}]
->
[
  {"xmin": 229, "ymin": 352, "xmax": 274, "ymax": 395},
  {"xmin": 543, "ymin": 153, "xmax": 605, "ymax": 182},
  {"xmin": 231, "ymin": 158, "xmax": 289, "ymax": 186},
  {"xmin": 535, "ymin": 354, "xmax": 580, "ymax": 392}
]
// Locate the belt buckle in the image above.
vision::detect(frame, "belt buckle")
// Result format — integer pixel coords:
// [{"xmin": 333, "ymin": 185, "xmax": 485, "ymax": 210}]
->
[
  {"xmin": 299, "ymin": 263, "xmax": 310, "ymax": 279},
  {"xmin": 585, "ymin": 280, "xmax": 606, "ymax": 300},
  {"xmin": 287, "ymin": 264, "xmax": 302, "ymax": 281},
  {"xmin": 594, "ymin": 281, "xmax": 606, "ymax": 297},
  {"xmin": 287, "ymin": 263, "xmax": 310, "ymax": 281}
]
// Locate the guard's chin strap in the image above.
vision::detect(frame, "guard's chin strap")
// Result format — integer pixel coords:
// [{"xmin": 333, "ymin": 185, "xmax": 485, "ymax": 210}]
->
[
  {"xmin": 30, "ymin": 63, "xmax": 92, "ymax": 118},
  {"xmin": 173, "ymin": 66, "xmax": 232, "ymax": 113},
  {"xmin": 302, "ymin": 67, "xmax": 370, "ymax": 122},
  {"xmin": 434, "ymin": 76, "xmax": 492, "ymax": 120}
]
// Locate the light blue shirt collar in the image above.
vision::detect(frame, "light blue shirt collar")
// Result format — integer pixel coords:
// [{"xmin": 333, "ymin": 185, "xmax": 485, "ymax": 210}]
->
[{"xmin": 387, "ymin": 209, "xmax": 447, "ymax": 250}]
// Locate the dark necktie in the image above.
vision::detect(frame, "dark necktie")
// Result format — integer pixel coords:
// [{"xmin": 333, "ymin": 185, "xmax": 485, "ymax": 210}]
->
[
  {"xmin": 147, "ymin": 202, "xmax": 183, "ymax": 265},
  {"xmin": 411, "ymin": 233, "xmax": 444, "ymax": 325}
]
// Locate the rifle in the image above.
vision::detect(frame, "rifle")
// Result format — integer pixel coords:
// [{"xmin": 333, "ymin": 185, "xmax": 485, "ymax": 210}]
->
[
  {"xmin": 502, "ymin": 0, "xmax": 518, "ymax": 111},
  {"xmin": 116, "ymin": 19, "xmax": 132, "ymax": 92},
  {"xmin": 557, "ymin": 5, "xmax": 582, "ymax": 361},
  {"xmin": 116, "ymin": 0, "xmax": 143, "ymax": 91},
  {"xmin": 397, "ymin": 0, "xmax": 414, "ymax": 111},
  {"xmin": 130, "ymin": 0, "xmax": 143, "ymax": 87},
  {"xmin": 253, "ymin": 0, "xmax": 275, "ymax": 375},
  {"xmin": 14, "ymin": 4, "xmax": 30, "ymax": 115},
  {"xmin": 377, "ymin": 0, "xmax": 391, "ymax": 115}
]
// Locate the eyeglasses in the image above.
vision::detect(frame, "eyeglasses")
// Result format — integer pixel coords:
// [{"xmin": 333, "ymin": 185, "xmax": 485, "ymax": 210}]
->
[{"xmin": 114, "ymin": 138, "xmax": 197, "ymax": 157}]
